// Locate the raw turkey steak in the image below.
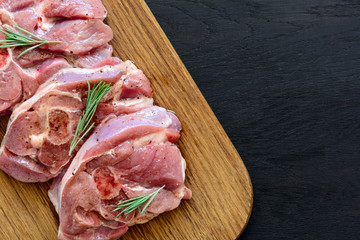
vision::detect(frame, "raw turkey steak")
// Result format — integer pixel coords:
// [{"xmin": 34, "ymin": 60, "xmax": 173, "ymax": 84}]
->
[
  {"xmin": 0, "ymin": 62, "xmax": 153, "ymax": 182},
  {"xmin": 49, "ymin": 107, "xmax": 192, "ymax": 240}
]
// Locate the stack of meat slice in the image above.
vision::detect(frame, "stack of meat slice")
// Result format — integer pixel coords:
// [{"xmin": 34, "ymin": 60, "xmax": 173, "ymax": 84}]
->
[
  {"xmin": 0, "ymin": 0, "xmax": 191, "ymax": 239},
  {"xmin": 0, "ymin": 0, "xmax": 114, "ymax": 114}
]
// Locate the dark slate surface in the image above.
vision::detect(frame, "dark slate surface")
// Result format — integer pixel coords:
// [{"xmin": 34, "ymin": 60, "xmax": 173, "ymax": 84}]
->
[{"xmin": 146, "ymin": 0, "xmax": 360, "ymax": 239}]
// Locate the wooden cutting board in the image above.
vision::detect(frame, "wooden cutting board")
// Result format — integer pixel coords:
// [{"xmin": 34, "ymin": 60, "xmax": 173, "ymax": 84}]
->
[{"xmin": 0, "ymin": 0, "xmax": 253, "ymax": 239}]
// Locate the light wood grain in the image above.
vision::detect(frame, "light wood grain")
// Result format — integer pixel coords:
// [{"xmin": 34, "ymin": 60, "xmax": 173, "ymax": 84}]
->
[{"xmin": 0, "ymin": 0, "xmax": 253, "ymax": 239}]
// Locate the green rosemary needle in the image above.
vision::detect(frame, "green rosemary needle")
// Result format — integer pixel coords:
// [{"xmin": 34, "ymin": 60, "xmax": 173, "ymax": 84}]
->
[
  {"xmin": 113, "ymin": 185, "xmax": 165, "ymax": 219},
  {"xmin": 68, "ymin": 80, "xmax": 111, "ymax": 156},
  {"xmin": 0, "ymin": 25, "xmax": 61, "ymax": 58}
]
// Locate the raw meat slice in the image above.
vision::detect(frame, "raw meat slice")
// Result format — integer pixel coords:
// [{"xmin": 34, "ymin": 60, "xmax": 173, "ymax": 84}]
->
[
  {"xmin": 0, "ymin": 45, "xmax": 121, "ymax": 115},
  {"xmin": 0, "ymin": 48, "xmax": 38, "ymax": 114},
  {"xmin": 13, "ymin": 47, "xmax": 58, "ymax": 68},
  {"xmin": 49, "ymin": 107, "xmax": 191, "ymax": 240},
  {"xmin": 0, "ymin": 0, "xmax": 106, "ymax": 19},
  {"xmin": 13, "ymin": 8, "xmax": 38, "ymax": 31},
  {"xmin": 36, "ymin": 58, "xmax": 72, "ymax": 85},
  {"xmin": 74, "ymin": 44, "xmax": 119, "ymax": 68},
  {"xmin": 14, "ymin": 45, "xmax": 115, "ymax": 69},
  {"xmin": 0, "ymin": 0, "xmax": 34, "ymax": 11},
  {"xmin": 37, "ymin": 19, "xmax": 113, "ymax": 55},
  {"xmin": 0, "ymin": 62, "xmax": 153, "ymax": 182},
  {"xmin": 39, "ymin": 0, "xmax": 107, "ymax": 20},
  {"xmin": 0, "ymin": 1, "xmax": 111, "ymax": 51},
  {"xmin": 0, "ymin": 47, "xmax": 73, "ymax": 114},
  {"xmin": 0, "ymin": 7, "xmax": 38, "ymax": 32}
]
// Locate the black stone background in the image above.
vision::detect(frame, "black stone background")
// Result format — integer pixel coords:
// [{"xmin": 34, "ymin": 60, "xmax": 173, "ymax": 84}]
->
[{"xmin": 146, "ymin": 0, "xmax": 360, "ymax": 239}]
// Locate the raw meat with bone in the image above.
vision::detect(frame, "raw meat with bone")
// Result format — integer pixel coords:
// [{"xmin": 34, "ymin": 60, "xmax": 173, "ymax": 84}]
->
[
  {"xmin": 49, "ymin": 106, "xmax": 191, "ymax": 240},
  {"xmin": 0, "ymin": 0, "xmax": 114, "ymax": 114},
  {"xmin": 0, "ymin": 61, "xmax": 153, "ymax": 182},
  {"xmin": 0, "ymin": 46, "xmax": 74, "ymax": 114}
]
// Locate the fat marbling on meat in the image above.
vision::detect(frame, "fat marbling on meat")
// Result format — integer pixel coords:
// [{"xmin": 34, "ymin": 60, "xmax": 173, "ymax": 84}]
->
[
  {"xmin": 49, "ymin": 106, "xmax": 192, "ymax": 240},
  {"xmin": 0, "ymin": 61, "xmax": 153, "ymax": 182}
]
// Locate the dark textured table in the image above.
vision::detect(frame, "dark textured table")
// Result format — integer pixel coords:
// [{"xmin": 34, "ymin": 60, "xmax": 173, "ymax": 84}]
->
[{"xmin": 147, "ymin": 0, "xmax": 360, "ymax": 239}]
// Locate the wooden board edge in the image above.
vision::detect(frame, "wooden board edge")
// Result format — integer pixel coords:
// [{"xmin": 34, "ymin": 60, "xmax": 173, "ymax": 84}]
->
[{"xmin": 140, "ymin": 1, "xmax": 254, "ymax": 236}]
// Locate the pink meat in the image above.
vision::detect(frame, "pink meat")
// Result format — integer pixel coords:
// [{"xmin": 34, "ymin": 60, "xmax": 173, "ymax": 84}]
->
[
  {"xmin": 0, "ymin": 0, "xmax": 34, "ymax": 11},
  {"xmin": 14, "ymin": 45, "xmax": 115, "ymax": 69},
  {"xmin": 0, "ymin": 60, "xmax": 22, "ymax": 101},
  {"xmin": 0, "ymin": 42, "xmax": 115, "ymax": 116},
  {"xmin": 40, "ymin": 0, "xmax": 107, "ymax": 20},
  {"xmin": 0, "ymin": 48, "xmax": 38, "ymax": 113},
  {"xmin": 49, "ymin": 107, "xmax": 191, "ymax": 240},
  {"xmin": 0, "ymin": 0, "xmax": 114, "ymax": 115},
  {"xmin": 74, "ymin": 44, "xmax": 119, "ymax": 68},
  {"xmin": 0, "ymin": 48, "xmax": 74, "ymax": 113},
  {"xmin": 0, "ymin": 7, "xmax": 37, "ymax": 32},
  {"xmin": 0, "ymin": 62, "xmax": 154, "ymax": 182},
  {"xmin": 13, "ymin": 8, "xmax": 38, "ymax": 32},
  {"xmin": 37, "ymin": 19, "xmax": 113, "ymax": 55},
  {"xmin": 95, "ymin": 69, "xmax": 154, "ymax": 122},
  {"xmin": 36, "ymin": 58, "xmax": 72, "ymax": 85},
  {"xmin": 0, "ymin": 47, "xmax": 76, "ymax": 114},
  {"xmin": 13, "ymin": 48, "xmax": 58, "ymax": 68}
]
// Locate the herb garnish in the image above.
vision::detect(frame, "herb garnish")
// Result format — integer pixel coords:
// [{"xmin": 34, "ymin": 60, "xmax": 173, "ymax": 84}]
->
[
  {"xmin": 113, "ymin": 185, "xmax": 165, "ymax": 219},
  {"xmin": 68, "ymin": 80, "xmax": 111, "ymax": 155},
  {"xmin": 0, "ymin": 25, "xmax": 61, "ymax": 58}
]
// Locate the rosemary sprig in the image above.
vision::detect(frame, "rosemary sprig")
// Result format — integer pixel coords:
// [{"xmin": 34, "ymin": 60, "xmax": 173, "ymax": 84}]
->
[
  {"xmin": 68, "ymin": 80, "xmax": 111, "ymax": 155},
  {"xmin": 113, "ymin": 185, "xmax": 165, "ymax": 219},
  {"xmin": 0, "ymin": 25, "xmax": 61, "ymax": 58}
]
